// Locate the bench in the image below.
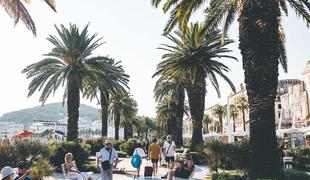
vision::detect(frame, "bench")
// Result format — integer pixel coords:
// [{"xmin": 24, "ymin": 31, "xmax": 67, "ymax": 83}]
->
[{"xmin": 283, "ymin": 157, "xmax": 293, "ymax": 169}]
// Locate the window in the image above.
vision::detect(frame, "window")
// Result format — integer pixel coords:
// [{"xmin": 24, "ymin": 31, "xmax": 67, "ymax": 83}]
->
[{"xmin": 278, "ymin": 104, "xmax": 281, "ymax": 109}]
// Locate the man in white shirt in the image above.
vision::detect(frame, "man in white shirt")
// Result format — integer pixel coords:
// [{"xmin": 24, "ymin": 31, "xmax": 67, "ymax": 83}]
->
[
  {"xmin": 163, "ymin": 135, "xmax": 176, "ymax": 167},
  {"xmin": 97, "ymin": 140, "xmax": 118, "ymax": 180}
]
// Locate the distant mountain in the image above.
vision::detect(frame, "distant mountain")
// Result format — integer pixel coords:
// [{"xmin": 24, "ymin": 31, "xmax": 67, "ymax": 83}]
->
[{"xmin": 0, "ymin": 102, "xmax": 100, "ymax": 126}]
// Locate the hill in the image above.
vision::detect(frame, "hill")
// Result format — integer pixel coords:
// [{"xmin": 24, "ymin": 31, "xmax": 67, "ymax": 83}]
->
[{"xmin": 0, "ymin": 102, "xmax": 100, "ymax": 126}]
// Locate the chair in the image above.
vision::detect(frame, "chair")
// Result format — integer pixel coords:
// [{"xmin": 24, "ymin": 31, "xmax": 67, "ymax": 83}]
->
[
  {"xmin": 61, "ymin": 163, "xmax": 70, "ymax": 180},
  {"xmin": 283, "ymin": 157, "xmax": 293, "ymax": 168}
]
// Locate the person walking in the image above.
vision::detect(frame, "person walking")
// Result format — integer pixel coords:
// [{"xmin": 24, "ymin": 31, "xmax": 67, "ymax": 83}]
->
[
  {"xmin": 133, "ymin": 143, "xmax": 147, "ymax": 177},
  {"xmin": 97, "ymin": 140, "xmax": 118, "ymax": 180},
  {"xmin": 163, "ymin": 135, "xmax": 176, "ymax": 168},
  {"xmin": 148, "ymin": 139, "xmax": 161, "ymax": 176},
  {"xmin": 2, "ymin": 135, "xmax": 10, "ymax": 146}
]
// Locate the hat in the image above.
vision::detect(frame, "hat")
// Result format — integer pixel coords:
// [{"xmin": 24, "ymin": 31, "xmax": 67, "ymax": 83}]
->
[
  {"xmin": 1, "ymin": 166, "xmax": 14, "ymax": 179},
  {"xmin": 17, "ymin": 161, "xmax": 28, "ymax": 169},
  {"xmin": 104, "ymin": 140, "xmax": 112, "ymax": 144}
]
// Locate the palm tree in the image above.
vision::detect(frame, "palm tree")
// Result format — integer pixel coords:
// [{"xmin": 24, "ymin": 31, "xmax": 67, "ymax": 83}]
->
[
  {"xmin": 229, "ymin": 104, "xmax": 239, "ymax": 132},
  {"xmin": 152, "ymin": 0, "xmax": 310, "ymax": 178},
  {"xmin": 203, "ymin": 113, "xmax": 213, "ymax": 134},
  {"xmin": 213, "ymin": 104, "xmax": 226, "ymax": 133},
  {"xmin": 236, "ymin": 96, "xmax": 248, "ymax": 131},
  {"xmin": 120, "ymin": 96, "xmax": 138, "ymax": 140},
  {"xmin": 83, "ymin": 58, "xmax": 129, "ymax": 137},
  {"xmin": 155, "ymin": 95, "xmax": 176, "ymax": 137},
  {"xmin": 0, "ymin": 0, "xmax": 56, "ymax": 35},
  {"xmin": 22, "ymin": 24, "xmax": 114, "ymax": 141},
  {"xmin": 109, "ymin": 92, "xmax": 136, "ymax": 140},
  {"xmin": 153, "ymin": 77, "xmax": 187, "ymax": 146},
  {"xmin": 155, "ymin": 23, "xmax": 236, "ymax": 150}
]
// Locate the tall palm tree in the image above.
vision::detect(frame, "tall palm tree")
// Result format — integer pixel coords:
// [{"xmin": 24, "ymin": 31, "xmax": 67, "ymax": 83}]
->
[
  {"xmin": 109, "ymin": 92, "xmax": 134, "ymax": 140},
  {"xmin": 0, "ymin": 0, "xmax": 56, "ymax": 35},
  {"xmin": 236, "ymin": 96, "xmax": 248, "ymax": 131},
  {"xmin": 151, "ymin": 0, "xmax": 310, "ymax": 178},
  {"xmin": 213, "ymin": 104, "xmax": 226, "ymax": 133},
  {"xmin": 153, "ymin": 77, "xmax": 187, "ymax": 146},
  {"xmin": 230, "ymin": 104, "xmax": 239, "ymax": 132},
  {"xmin": 83, "ymin": 58, "xmax": 129, "ymax": 137},
  {"xmin": 22, "ymin": 24, "xmax": 115, "ymax": 141},
  {"xmin": 203, "ymin": 113, "xmax": 213, "ymax": 134},
  {"xmin": 120, "ymin": 96, "xmax": 138, "ymax": 140},
  {"xmin": 155, "ymin": 23, "xmax": 236, "ymax": 150},
  {"xmin": 155, "ymin": 95, "xmax": 177, "ymax": 138}
]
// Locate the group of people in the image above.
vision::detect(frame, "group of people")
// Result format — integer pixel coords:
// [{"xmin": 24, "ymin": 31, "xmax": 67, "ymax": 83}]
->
[
  {"xmin": 1, "ymin": 161, "xmax": 32, "ymax": 180},
  {"xmin": 1, "ymin": 136, "xmax": 193, "ymax": 180},
  {"xmin": 134, "ymin": 135, "xmax": 194, "ymax": 179}
]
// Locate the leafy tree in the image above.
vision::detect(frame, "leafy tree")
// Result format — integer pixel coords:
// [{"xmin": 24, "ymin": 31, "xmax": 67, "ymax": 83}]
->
[
  {"xmin": 236, "ymin": 96, "xmax": 249, "ymax": 131},
  {"xmin": 83, "ymin": 58, "xmax": 129, "ymax": 137},
  {"xmin": 23, "ymin": 24, "xmax": 113, "ymax": 141},
  {"xmin": 109, "ymin": 92, "xmax": 133, "ymax": 140},
  {"xmin": 213, "ymin": 104, "xmax": 226, "ymax": 133},
  {"xmin": 230, "ymin": 104, "xmax": 239, "ymax": 133},
  {"xmin": 203, "ymin": 113, "xmax": 213, "ymax": 134},
  {"xmin": 155, "ymin": 23, "xmax": 236, "ymax": 150},
  {"xmin": 152, "ymin": 0, "xmax": 310, "ymax": 178},
  {"xmin": 0, "ymin": 0, "xmax": 56, "ymax": 35}
]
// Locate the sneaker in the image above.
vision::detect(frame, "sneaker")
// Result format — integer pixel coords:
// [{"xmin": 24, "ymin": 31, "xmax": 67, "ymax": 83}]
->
[{"xmin": 161, "ymin": 175, "xmax": 167, "ymax": 179}]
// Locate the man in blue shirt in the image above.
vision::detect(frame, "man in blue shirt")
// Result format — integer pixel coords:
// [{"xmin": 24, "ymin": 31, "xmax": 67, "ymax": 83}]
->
[{"xmin": 13, "ymin": 161, "xmax": 31, "ymax": 180}]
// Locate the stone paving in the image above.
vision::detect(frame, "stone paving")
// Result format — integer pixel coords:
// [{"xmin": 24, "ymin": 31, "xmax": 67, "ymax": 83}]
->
[{"xmin": 46, "ymin": 158, "xmax": 209, "ymax": 180}]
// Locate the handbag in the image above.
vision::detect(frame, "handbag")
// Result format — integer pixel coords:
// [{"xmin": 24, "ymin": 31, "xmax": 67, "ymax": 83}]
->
[{"xmin": 101, "ymin": 148, "xmax": 112, "ymax": 170}]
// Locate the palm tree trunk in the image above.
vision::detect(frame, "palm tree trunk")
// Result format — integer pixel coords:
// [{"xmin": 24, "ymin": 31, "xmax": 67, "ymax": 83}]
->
[
  {"xmin": 233, "ymin": 117, "xmax": 236, "ymax": 132},
  {"xmin": 239, "ymin": 0, "xmax": 282, "ymax": 178},
  {"xmin": 100, "ymin": 89, "xmax": 109, "ymax": 137},
  {"xmin": 175, "ymin": 86, "xmax": 185, "ymax": 146},
  {"xmin": 114, "ymin": 111, "xmax": 120, "ymax": 140},
  {"xmin": 219, "ymin": 115, "xmax": 223, "ymax": 134},
  {"xmin": 67, "ymin": 77, "xmax": 80, "ymax": 141},
  {"xmin": 124, "ymin": 124, "xmax": 128, "ymax": 140},
  {"xmin": 128, "ymin": 124, "xmax": 133, "ymax": 138},
  {"xmin": 242, "ymin": 109, "xmax": 246, "ymax": 131},
  {"xmin": 186, "ymin": 76, "xmax": 205, "ymax": 150}
]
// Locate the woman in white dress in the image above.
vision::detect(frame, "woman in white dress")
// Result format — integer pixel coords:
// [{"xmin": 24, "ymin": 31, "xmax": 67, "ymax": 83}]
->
[
  {"xmin": 133, "ymin": 143, "xmax": 147, "ymax": 177},
  {"xmin": 64, "ymin": 153, "xmax": 93, "ymax": 180}
]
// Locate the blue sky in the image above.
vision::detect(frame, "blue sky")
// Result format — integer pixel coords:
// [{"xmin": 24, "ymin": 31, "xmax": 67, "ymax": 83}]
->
[{"xmin": 0, "ymin": 0, "xmax": 309, "ymax": 117}]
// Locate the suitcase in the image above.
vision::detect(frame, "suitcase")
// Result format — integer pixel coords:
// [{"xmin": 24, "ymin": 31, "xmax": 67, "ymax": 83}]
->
[{"xmin": 144, "ymin": 160, "xmax": 153, "ymax": 177}]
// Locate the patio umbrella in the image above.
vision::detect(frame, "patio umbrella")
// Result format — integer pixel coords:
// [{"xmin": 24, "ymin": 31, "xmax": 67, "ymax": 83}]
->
[{"xmin": 14, "ymin": 130, "xmax": 32, "ymax": 138}]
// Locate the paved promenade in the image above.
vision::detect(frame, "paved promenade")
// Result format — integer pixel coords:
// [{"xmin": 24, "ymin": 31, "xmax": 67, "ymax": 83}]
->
[{"xmin": 47, "ymin": 157, "xmax": 209, "ymax": 180}]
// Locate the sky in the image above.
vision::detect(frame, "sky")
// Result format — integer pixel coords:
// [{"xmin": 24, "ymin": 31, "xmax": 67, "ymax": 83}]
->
[{"xmin": 0, "ymin": 0, "xmax": 309, "ymax": 118}]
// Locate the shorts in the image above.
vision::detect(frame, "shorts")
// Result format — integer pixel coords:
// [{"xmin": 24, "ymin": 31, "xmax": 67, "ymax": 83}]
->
[
  {"xmin": 165, "ymin": 156, "xmax": 175, "ymax": 162},
  {"xmin": 151, "ymin": 159, "xmax": 159, "ymax": 164}
]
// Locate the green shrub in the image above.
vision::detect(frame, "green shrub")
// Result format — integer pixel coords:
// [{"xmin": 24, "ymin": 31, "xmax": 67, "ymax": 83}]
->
[
  {"xmin": 0, "ymin": 145, "xmax": 18, "ymax": 168},
  {"xmin": 175, "ymin": 148, "xmax": 185, "ymax": 153},
  {"xmin": 283, "ymin": 169, "xmax": 310, "ymax": 180},
  {"xmin": 117, "ymin": 151, "xmax": 128, "ymax": 158},
  {"xmin": 211, "ymin": 171, "xmax": 246, "ymax": 180},
  {"xmin": 190, "ymin": 152, "xmax": 207, "ymax": 165},
  {"xmin": 204, "ymin": 140, "xmax": 250, "ymax": 171},
  {"xmin": 120, "ymin": 139, "xmax": 137, "ymax": 156},
  {"xmin": 285, "ymin": 148, "xmax": 310, "ymax": 171},
  {"xmin": 50, "ymin": 141, "xmax": 90, "ymax": 169},
  {"xmin": 85, "ymin": 138, "xmax": 107, "ymax": 155},
  {"xmin": 30, "ymin": 158, "xmax": 55, "ymax": 180},
  {"xmin": 0, "ymin": 140, "xmax": 51, "ymax": 169}
]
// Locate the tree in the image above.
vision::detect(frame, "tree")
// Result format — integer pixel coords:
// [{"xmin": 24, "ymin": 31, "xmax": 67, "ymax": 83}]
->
[
  {"xmin": 83, "ymin": 58, "xmax": 129, "ymax": 137},
  {"xmin": 213, "ymin": 104, "xmax": 226, "ymax": 133},
  {"xmin": 120, "ymin": 96, "xmax": 138, "ymax": 140},
  {"xmin": 0, "ymin": 0, "xmax": 56, "ymax": 35},
  {"xmin": 203, "ymin": 113, "xmax": 213, "ymax": 134},
  {"xmin": 155, "ymin": 23, "xmax": 236, "ymax": 150},
  {"xmin": 153, "ymin": 77, "xmax": 187, "ymax": 146},
  {"xmin": 152, "ymin": 0, "xmax": 310, "ymax": 178},
  {"xmin": 109, "ymin": 92, "xmax": 136, "ymax": 140},
  {"xmin": 236, "ymin": 96, "xmax": 248, "ymax": 131},
  {"xmin": 229, "ymin": 104, "xmax": 239, "ymax": 133},
  {"xmin": 23, "ymin": 24, "xmax": 113, "ymax": 141}
]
